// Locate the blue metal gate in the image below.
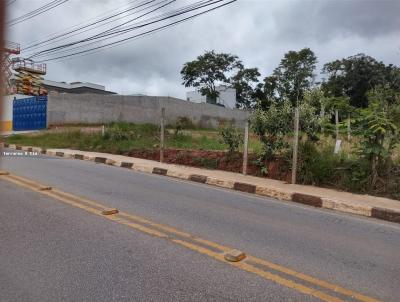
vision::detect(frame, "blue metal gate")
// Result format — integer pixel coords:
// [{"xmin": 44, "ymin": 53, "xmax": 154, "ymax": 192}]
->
[{"xmin": 13, "ymin": 96, "xmax": 47, "ymax": 131}]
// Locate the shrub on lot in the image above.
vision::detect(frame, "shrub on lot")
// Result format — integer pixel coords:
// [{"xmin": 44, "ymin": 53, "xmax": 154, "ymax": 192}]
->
[
  {"xmin": 297, "ymin": 141, "xmax": 337, "ymax": 186},
  {"xmin": 104, "ymin": 122, "xmax": 158, "ymax": 141},
  {"xmin": 219, "ymin": 124, "xmax": 243, "ymax": 153},
  {"xmin": 173, "ymin": 117, "xmax": 196, "ymax": 135},
  {"xmin": 295, "ymin": 141, "xmax": 400, "ymax": 197}
]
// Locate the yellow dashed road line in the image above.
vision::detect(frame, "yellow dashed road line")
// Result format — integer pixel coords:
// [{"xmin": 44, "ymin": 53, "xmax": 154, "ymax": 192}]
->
[{"xmin": 0, "ymin": 172, "xmax": 381, "ymax": 302}]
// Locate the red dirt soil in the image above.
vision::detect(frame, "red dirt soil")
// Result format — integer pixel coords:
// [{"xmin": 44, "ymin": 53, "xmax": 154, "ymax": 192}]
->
[{"xmin": 126, "ymin": 148, "xmax": 291, "ymax": 182}]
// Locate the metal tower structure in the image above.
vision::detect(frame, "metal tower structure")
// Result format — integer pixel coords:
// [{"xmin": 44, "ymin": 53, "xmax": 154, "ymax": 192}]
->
[
  {"xmin": 1, "ymin": 40, "xmax": 20, "ymax": 95},
  {"xmin": 12, "ymin": 58, "xmax": 47, "ymax": 95}
]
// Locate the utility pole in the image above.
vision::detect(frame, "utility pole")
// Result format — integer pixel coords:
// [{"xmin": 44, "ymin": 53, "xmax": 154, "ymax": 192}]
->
[
  {"xmin": 160, "ymin": 107, "xmax": 165, "ymax": 163},
  {"xmin": 291, "ymin": 107, "xmax": 299, "ymax": 184},
  {"xmin": 242, "ymin": 120, "xmax": 249, "ymax": 175}
]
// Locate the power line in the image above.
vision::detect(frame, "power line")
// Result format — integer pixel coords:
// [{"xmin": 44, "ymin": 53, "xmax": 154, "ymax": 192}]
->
[
  {"xmin": 8, "ymin": 0, "xmax": 63, "ymax": 24},
  {"xmin": 29, "ymin": 0, "xmax": 220, "ymax": 59},
  {"xmin": 25, "ymin": 0, "xmax": 212, "ymax": 57},
  {"xmin": 22, "ymin": 0, "xmax": 158, "ymax": 51},
  {"xmin": 7, "ymin": 0, "xmax": 70, "ymax": 27},
  {"xmin": 24, "ymin": 0, "xmax": 206, "ymax": 56},
  {"xmin": 93, "ymin": 0, "xmax": 211, "ymax": 39},
  {"xmin": 33, "ymin": 0, "xmax": 229, "ymax": 61},
  {"xmin": 22, "ymin": 0, "xmax": 140, "ymax": 49},
  {"xmin": 6, "ymin": 0, "xmax": 17, "ymax": 7},
  {"xmin": 26, "ymin": 0, "xmax": 178, "ymax": 59},
  {"xmin": 36, "ymin": 0, "xmax": 236, "ymax": 62}
]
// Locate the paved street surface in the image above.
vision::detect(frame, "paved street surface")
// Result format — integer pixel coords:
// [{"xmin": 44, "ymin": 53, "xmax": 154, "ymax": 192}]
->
[{"xmin": 1, "ymin": 150, "xmax": 400, "ymax": 301}]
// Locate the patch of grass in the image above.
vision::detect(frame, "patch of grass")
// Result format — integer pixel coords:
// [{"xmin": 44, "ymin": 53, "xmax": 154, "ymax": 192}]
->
[
  {"xmin": 6, "ymin": 131, "xmax": 85, "ymax": 149},
  {"xmin": 166, "ymin": 133, "xmax": 226, "ymax": 150},
  {"xmin": 6, "ymin": 122, "xmax": 400, "ymax": 199},
  {"xmin": 5, "ymin": 122, "xmax": 228, "ymax": 153}
]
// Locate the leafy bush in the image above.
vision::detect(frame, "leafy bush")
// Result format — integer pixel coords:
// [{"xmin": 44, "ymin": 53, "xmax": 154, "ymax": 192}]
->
[
  {"xmin": 250, "ymin": 101, "xmax": 293, "ymax": 160},
  {"xmin": 296, "ymin": 141, "xmax": 372, "ymax": 191},
  {"xmin": 335, "ymin": 159, "xmax": 371, "ymax": 193},
  {"xmin": 297, "ymin": 141, "xmax": 337, "ymax": 185},
  {"xmin": 219, "ymin": 124, "xmax": 243, "ymax": 153},
  {"xmin": 173, "ymin": 117, "xmax": 196, "ymax": 135},
  {"xmin": 353, "ymin": 86, "xmax": 400, "ymax": 189},
  {"xmin": 298, "ymin": 101, "xmax": 322, "ymax": 141}
]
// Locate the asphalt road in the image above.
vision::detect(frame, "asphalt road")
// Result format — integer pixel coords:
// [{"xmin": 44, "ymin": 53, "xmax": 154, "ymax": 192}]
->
[{"xmin": 1, "ymin": 150, "xmax": 400, "ymax": 301}]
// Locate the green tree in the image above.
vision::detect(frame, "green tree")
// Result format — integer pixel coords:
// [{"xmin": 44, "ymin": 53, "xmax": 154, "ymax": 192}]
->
[
  {"xmin": 181, "ymin": 50, "xmax": 243, "ymax": 103},
  {"xmin": 250, "ymin": 101, "xmax": 293, "ymax": 160},
  {"xmin": 257, "ymin": 75, "xmax": 278, "ymax": 110},
  {"xmin": 230, "ymin": 67, "xmax": 261, "ymax": 109},
  {"xmin": 219, "ymin": 124, "xmax": 243, "ymax": 153},
  {"xmin": 263, "ymin": 48, "xmax": 317, "ymax": 107},
  {"xmin": 322, "ymin": 54, "xmax": 399, "ymax": 108},
  {"xmin": 250, "ymin": 97, "xmax": 323, "ymax": 165},
  {"xmin": 354, "ymin": 86, "xmax": 400, "ymax": 188}
]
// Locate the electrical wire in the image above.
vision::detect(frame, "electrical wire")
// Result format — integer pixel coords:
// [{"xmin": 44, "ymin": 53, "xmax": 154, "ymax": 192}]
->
[
  {"xmin": 29, "ymin": 0, "xmax": 221, "ymax": 59},
  {"xmin": 6, "ymin": 0, "xmax": 17, "ymax": 7},
  {"xmin": 25, "ymin": 0, "xmax": 178, "ymax": 59},
  {"xmin": 22, "ymin": 0, "xmax": 140, "ymax": 49},
  {"xmin": 9, "ymin": 0, "xmax": 63, "ymax": 23},
  {"xmin": 22, "ymin": 0, "xmax": 158, "ymax": 51},
  {"xmin": 24, "ymin": 0, "xmax": 211, "ymax": 56},
  {"xmin": 7, "ymin": 0, "xmax": 70, "ymax": 27},
  {"xmin": 36, "ymin": 0, "xmax": 236, "ymax": 62}
]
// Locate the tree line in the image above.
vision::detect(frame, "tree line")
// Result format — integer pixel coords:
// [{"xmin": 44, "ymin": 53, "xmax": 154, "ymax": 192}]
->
[
  {"xmin": 181, "ymin": 48, "xmax": 399, "ymax": 110},
  {"xmin": 181, "ymin": 49, "xmax": 400, "ymax": 198}
]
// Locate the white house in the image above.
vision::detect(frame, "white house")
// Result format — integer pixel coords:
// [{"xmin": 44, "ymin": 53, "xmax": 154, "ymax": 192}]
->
[{"xmin": 186, "ymin": 85, "xmax": 236, "ymax": 109}]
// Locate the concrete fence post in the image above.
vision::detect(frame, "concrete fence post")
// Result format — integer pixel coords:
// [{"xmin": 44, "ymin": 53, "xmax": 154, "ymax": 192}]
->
[
  {"xmin": 335, "ymin": 109, "xmax": 339, "ymax": 140},
  {"xmin": 242, "ymin": 120, "xmax": 249, "ymax": 175},
  {"xmin": 347, "ymin": 113, "xmax": 351, "ymax": 141},
  {"xmin": 291, "ymin": 107, "xmax": 300, "ymax": 184},
  {"xmin": 320, "ymin": 104, "xmax": 325, "ymax": 134},
  {"xmin": 160, "ymin": 107, "xmax": 165, "ymax": 163}
]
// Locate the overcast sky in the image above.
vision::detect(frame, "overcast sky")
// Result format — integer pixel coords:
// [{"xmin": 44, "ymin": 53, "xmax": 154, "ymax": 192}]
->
[{"xmin": 6, "ymin": 0, "xmax": 400, "ymax": 98}]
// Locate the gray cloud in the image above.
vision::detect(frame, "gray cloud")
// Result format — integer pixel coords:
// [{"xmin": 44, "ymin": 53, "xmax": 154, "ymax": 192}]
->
[
  {"xmin": 6, "ymin": 0, "xmax": 400, "ymax": 98},
  {"xmin": 273, "ymin": 0, "xmax": 400, "ymax": 42}
]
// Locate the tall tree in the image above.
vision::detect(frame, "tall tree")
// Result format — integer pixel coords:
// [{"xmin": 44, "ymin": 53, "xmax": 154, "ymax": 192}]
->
[
  {"xmin": 354, "ymin": 86, "xmax": 400, "ymax": 188},
  {"xmin": 230, "ymin": 67, "xmax": 261, "ymax": 109},
  {"xmin": 322, "ymin": 54, "xmax": 399, "ymax": 108},
  {"xmin": 180, "ymin": 50, "xmax": 243, "ymax": 103},
  {"xmin": 264, "ymin": 48, "xmax": 317, "ymax": 107}
]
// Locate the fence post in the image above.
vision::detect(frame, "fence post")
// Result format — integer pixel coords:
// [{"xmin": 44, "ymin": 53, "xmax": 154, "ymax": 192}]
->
[
  {"xmin": 320, "ymin": 104, "xmax": 325, "ymax": 134},
  {"xmin": 291, "ymin": 107, "xmax": 299, "ymax": 184},
  {"xmin": 242, "ymin": 120, "xmax": 249, "ymax": 175},
  {"xmin": 347, "ymin": 113, "xmax": 351, "ymax": 141},
  {"xmin": 160, "ymin": 107, "xmax": 165, "ymax": 163},
  {"xmin": 335, "ymin": 109, "xmax": 339, "ymax": 140}
]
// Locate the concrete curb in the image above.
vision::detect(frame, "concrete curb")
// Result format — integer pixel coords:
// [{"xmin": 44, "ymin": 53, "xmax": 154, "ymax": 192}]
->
[
  {"xmin": 2, "ymin": 143, "xmax": 399, "ymax": 224},
  {"xmin": 371, "ymin": 207, "xmax": 400, "ymax": 223}
]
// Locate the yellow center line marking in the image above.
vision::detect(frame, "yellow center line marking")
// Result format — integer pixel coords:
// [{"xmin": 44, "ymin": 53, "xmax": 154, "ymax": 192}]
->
[
  {"xmin": 0, "ymin": 173, "xmax": 382, "ymax": 302},
  {"xmin": 172, "ymin": 239, "xmax": 344, "ymax": 302}
]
